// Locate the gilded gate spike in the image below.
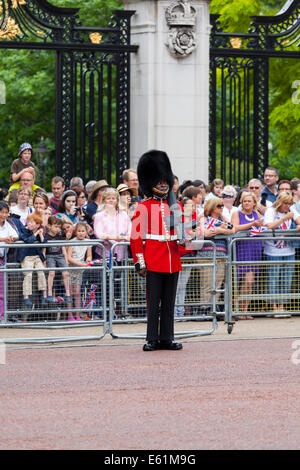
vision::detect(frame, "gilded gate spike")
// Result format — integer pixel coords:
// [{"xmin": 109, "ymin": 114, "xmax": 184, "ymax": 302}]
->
[
  {"xmin": 11, "ymin": 0, "xmax": 27, "ymax": 8},
  {"xmin": 0, "ymin": 16, "xmax": 22, "ymax": 39},
  {"xmin": 0, "ymin": 1, "xmax": 25, "ymax": 40}
]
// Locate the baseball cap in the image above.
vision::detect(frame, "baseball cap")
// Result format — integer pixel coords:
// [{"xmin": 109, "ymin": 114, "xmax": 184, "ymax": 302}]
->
[{"xmin": 18, "ymin": 143, "xmax": 33, "ymax": 156}]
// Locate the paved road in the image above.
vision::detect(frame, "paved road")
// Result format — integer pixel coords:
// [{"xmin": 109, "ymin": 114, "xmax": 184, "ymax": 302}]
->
[{"xmin": 0, "ymin": 335, "xmax": 299, "ymax": 450}]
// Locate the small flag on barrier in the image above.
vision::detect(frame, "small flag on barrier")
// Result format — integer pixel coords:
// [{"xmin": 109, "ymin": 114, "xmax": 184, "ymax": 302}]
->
[
  {"xmin": 87, "ymin": 259, "xmax": 103, "ymax": 266},
  {"xmin": 249, "ymin": 226, "xmax": 267, "ymax": 236},
  {"xmin": 83, "ymin": 284, "xmax": 97, "ymax": 311},
  {"xmin": 204, "ymin": 217, "xmax": 222, "ymax": 230}
]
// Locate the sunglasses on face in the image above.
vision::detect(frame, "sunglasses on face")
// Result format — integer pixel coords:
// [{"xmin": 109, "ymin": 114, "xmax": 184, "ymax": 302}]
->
[
  {"xmin": 222, "ymin": 194, "xmax": 234, "ymax": 199},
  {"xmin": 249, "ymin": 186, "xmax": 260, "ymax": 190},
  {"xmin": 216, "ymin": 204, "xmax": 224, "ymax": 209}
]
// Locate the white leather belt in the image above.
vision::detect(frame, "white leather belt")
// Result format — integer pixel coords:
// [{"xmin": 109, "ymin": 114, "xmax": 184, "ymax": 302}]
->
[{"xmin": 145, "ymin": 234, "xmax": 178, "ymax": 242}]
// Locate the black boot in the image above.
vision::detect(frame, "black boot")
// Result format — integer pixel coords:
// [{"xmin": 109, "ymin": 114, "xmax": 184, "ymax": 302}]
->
[
  {"xmin": 159, "ymin": 341, "xmax": 183, "ymax": 350},
  {"xmin": 143, "ymin": 341, "xmax": 160, "ymax": 351}
]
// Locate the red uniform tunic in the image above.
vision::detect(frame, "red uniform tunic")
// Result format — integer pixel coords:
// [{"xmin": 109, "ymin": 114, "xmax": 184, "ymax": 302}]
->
[{"xmin": 130, "ymin": 198, "xmax": 182, "ymax": 273}]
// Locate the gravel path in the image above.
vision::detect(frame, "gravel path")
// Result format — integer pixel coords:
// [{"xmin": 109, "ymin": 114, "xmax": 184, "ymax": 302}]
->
[{"xmin": 0, "ymin": 331, "xmax": 299, "ymax": 450}]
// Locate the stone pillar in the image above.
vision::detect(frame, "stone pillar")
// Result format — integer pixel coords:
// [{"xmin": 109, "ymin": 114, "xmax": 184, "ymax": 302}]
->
[{"xmin": 122, "ymin": 0, "xmax": 211, "ymax": 183}]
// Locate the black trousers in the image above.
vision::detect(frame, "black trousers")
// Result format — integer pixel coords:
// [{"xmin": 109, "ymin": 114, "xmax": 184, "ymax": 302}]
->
[{"xmin": 146, "ymin": 270, "xmax": 179, "ymax": 342}]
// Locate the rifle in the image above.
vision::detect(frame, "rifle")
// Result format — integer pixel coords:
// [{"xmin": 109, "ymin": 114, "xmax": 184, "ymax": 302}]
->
[{"xmin": 165, "ymin": 190, "xmax": 199, "ymax": 243}]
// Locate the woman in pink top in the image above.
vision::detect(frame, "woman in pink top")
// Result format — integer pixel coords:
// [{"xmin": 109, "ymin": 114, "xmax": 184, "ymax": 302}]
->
[
  {"xmin": 93, "ymin": 187, "xmax": 132, "ymax": 261},
  {"xmin": 93, "ymin": 188, "xmax": 132, "ymax": 317}
]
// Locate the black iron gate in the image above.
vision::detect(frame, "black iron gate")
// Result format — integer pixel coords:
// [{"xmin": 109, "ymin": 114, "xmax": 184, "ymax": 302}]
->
[
  {"xmin": 0, "ymin": 0, "xmax": 137, "ymax": 185},
  {"xmin": 209, "ymin": 0, "xmax": 300, "ymax": 186}
]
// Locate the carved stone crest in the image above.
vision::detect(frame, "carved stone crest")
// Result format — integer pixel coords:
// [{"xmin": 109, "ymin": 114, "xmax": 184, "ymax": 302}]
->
[{"xmin": 165, "ymin": 1, "xmax": 196, "ymax": 57}]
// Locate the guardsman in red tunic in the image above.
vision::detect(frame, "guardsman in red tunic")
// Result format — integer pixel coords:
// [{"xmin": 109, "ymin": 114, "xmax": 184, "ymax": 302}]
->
[{"xmin": 130, "ymin": 150, "xmax": 183, "ymax": 351}]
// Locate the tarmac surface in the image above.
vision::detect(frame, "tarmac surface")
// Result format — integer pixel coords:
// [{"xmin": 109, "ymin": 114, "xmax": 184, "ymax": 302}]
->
[{"xmin": 0, "ymin": 317, "xmax": 300, "ymax": 450}]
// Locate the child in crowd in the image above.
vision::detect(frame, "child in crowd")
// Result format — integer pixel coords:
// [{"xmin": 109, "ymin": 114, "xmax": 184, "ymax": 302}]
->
[
  {"xmin": 66, "ymin": 222, "xmax": 92, "ymax": 321},
  {"xmin": 10, "ymin": 143, "xmax": 36, "ymax": 184},
  {"xmin": 44, "ymin": 215, "xmax": 72, "ymax": 304},
  {"xmin": 17, "ymin": 212, "xmax": 47, "ymax": 313},
  {"xmin": 61, "ymin": 217, "xmax": 74, "ymax": 240}
]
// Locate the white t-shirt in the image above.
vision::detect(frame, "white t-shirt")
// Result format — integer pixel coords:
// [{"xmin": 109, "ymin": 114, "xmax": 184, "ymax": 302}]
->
[
  {"xmin": 10, "ymin": 205, "xmax": 33, "ymax": 225},
  {"xmin": 263, "ymin": 207, "xmax": 297, "ymax": 257},
  {"xmin": 222, "ymin": 205, "xmax": 238, "ymax": 222},
  {"xmin": 259, "ymin": 198, "xmax": 272, "ymax": 208},
  {"xmin": 0, "ymin": 221, "xmax": 19, "ymax": 257},
  {"xmin": 259, "ymin": 198, "xmax": 272, "ymax": 222},
  {"xmin": 291, "ymin": 203, "xmax": 300, "ymax": 221},
  {"xmin": 196, "ymin": 204, "xmax": 204, "ymax": 219}
]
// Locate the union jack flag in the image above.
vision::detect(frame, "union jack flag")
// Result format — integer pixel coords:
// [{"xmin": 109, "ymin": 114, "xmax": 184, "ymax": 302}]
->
[
  {"xmin": 83, "ymin": 284, "xmax": 97, "ymax": 311},
  {"xmin": 274, "ymin": 240, "xmax": 288, "ymax": 249},
  {"xmin": 87, "ymin": 259, "xmax": 102, "ymax": 266},
  {"xmin": 273, "ymin": 219, "xmax": 291, "ymax": 248},
  {"xmin": 279, "ymin": 219, "xmax": 291, "ymax": 230},
  {"xmin": 204, "ymin": 217, "xmax": 222, "ymax": 230},
  {"xmin": 249, "ymin": 225, "xmax": 267, "ymax": 237}
]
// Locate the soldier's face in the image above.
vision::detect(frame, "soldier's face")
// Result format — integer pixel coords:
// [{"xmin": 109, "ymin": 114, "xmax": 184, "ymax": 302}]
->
[{"xmin": 155, "ymin": 181, "xmax": 169, "ymax": 192}]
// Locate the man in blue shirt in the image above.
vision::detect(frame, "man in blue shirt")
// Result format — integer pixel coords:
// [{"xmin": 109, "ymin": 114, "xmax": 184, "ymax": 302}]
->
[{"xmin": 261, "ymin": 167, "xmax": 279, "ymax": 204}]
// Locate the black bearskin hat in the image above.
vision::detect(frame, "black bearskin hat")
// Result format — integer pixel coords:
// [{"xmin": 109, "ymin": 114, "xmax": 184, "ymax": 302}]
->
[{"xmin": 137, "ymin": 149, "xmax": 174, "ymax": 198}]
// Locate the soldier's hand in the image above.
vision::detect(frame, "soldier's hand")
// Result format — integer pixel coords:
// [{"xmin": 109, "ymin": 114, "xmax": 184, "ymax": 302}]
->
[{"xmin": 138, "ymin": 268, "xmax": 147, "ymax": 278}]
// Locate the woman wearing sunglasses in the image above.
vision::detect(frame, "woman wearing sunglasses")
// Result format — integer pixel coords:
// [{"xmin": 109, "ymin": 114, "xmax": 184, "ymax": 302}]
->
[
  {"xmin": 222, "ymin": 185, "xmax": 238, "ymax": 222},
  {"xmin": 198, "ymin": 197, "xmax": 235, "ymax": 316}
]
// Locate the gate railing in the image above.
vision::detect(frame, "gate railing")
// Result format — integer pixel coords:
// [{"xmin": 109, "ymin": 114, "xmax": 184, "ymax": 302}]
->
[
  {"xmin": 209, "ymin": 0, "xmax": 300, "ymax": 184},
  {"xmin": 0, "ymin": 2, "xmax": 138, "ymax": 185}
]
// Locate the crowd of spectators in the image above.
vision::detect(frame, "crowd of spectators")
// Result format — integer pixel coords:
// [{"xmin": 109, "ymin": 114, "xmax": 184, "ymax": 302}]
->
[{"xmin": 0, "ymin": 141, "xmax": 299, "ymax": 322}]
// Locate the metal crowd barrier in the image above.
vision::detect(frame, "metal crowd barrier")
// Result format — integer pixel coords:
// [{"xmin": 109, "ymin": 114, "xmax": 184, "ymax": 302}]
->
[
  {"xmin": 0, "ymin": 240, "xmax": 108, "ymax": 344},
  {"xmin": 227, "ymin": 229, "xmax": 300, "ymax": 333},
  {"xmin": 0, "ymin": 238, "xmax": 221, "ymax": 344},
  {"xmin": 3, "ymin": 230, "xmax": 297, "ymax": 344},
  {"xmin": 108, "ymin": 241, "xmax": 219, "ymax": 340}
]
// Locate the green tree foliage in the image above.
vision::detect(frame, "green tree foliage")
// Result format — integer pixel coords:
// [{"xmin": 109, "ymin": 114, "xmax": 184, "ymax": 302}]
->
[
  {"xmin": 0, "ymin": 49, "xmax": 57, "ymax": 187},
  {"xmin": 50, "ymin": 0, "xmax": 122, "ymax": 27},
  {"xmin": 210, "ymin": 0, "xmax": 300, "ymax": 179},
  {"xmin": 0, "ymin": 1, "xmax": 298, "ymax": 188},
  {"xmin": 210, "ymin": 0, "xmax": 260, "ymax": 32},
  {"xmin": 0, "ymin": 0, "xmax": 122, "ymax": 188}
]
